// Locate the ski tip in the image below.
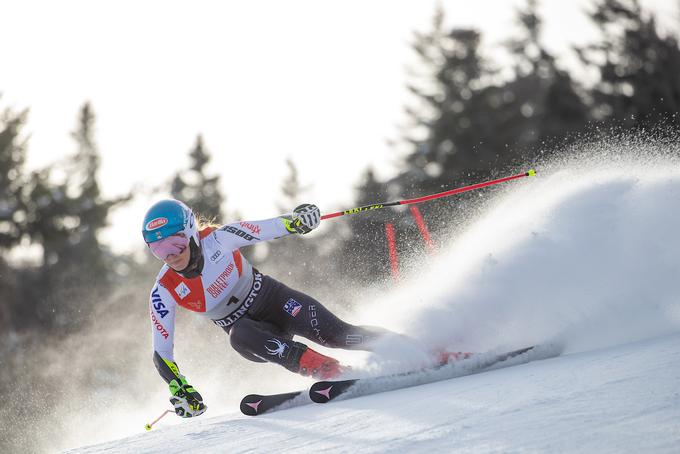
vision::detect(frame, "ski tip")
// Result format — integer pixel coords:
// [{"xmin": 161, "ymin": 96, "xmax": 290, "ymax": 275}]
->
[
  {"xmin": 240, "ymin": 394, "xmax": 265, "ymax": 416},
  {"xmin": 536, "ymin": 339, "xmax": 567, "ymax": 358},
  {"xmin": 309, "ymin": 379, "xmax": 359, "ymax": 403},
  {"xmin": 526, "ymin": 169, "xmax": 536, "ymax": 177},
  {"xmin": 239, "ymin": 390, "xmax": 304, "ymax": 416},
  {"xmin": 309, "ymin": 383, "xmax": 334, "ymax": 403}
]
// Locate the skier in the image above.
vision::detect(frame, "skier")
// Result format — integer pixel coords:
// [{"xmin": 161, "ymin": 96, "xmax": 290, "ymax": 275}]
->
[{"xmin": 143, "ymin": 199, "xmax": 388, "ymax": 418}]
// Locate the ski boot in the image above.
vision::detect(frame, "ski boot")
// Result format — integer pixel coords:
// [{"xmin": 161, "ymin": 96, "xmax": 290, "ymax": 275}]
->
[
  {"xmin": 435, "ymin": 350, "xmax": 474, "ymax": 366},
  {"xmin": 297, "ymin": 347, "xmax": 344, "ymax": 380}
]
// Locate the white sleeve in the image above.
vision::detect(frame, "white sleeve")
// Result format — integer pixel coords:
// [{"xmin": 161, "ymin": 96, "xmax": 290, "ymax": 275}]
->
[
  {"xmin": 149, "ymin": 283, "xmax": 177, "ymax": 362},
  {"xmin": 214, "ymin": 216, "xmax": 294, "ymax": 249}
]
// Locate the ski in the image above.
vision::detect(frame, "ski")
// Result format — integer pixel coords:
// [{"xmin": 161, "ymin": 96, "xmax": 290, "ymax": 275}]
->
[
  {"xmin": 309, "ymin": 344, "xmax": 556, "ymax": 404},
  {"xmin": 241, "ymin": 343, "xmax": 563, "ymax": 414},
  {"xmin": 240, "ymin": 390, "xmax": 305, "ymax": 416}
]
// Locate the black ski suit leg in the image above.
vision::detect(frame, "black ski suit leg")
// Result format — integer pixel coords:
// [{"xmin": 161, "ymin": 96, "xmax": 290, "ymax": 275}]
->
[
  {"xmin": 228, "ymin": 316, "xmax": 307, "ymax": 372},
  {"xmin": 224, "ymin": 275, "xmax": 392, "ymax": 373},
  {"xmin": 255, "ymin": 279, "xmax": 389, "ymax": 351}
]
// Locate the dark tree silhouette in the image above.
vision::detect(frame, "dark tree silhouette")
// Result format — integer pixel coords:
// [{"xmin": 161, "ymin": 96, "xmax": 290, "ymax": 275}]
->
[
  {"xmin": 579, "ymin": 0, "xmax": 680, "ymax": 130},
  {"xmin": 170, "ymin": 134, "xmax": 225, "ymax": 221}
]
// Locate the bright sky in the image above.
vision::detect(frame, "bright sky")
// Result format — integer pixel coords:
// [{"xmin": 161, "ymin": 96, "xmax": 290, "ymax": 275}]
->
[{"xmin": 2, "ymin": 0, "xmax": 676, "ymax": 254}]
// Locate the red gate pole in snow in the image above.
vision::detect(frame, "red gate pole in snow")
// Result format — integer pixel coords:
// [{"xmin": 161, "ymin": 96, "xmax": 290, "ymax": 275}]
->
[
  {"xmin": 384, "ymin": 223, "xmax": 399, "ymax": 283},
  {"xmin": 342, "ymin": 170, "xmax": 536, "ymax": 284},
  {"xmin": 384, "ymin": 207, "xmax": 434, "ymax": 282},
  {"xmin": 409, "ymin": 205, "xmax": 436, "ymax": 255}
]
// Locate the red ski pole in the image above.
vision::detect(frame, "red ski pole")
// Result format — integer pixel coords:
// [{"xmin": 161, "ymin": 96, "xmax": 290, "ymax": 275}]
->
[
  {"xmin": 145, "ymin": 409, "xmax": 173, "ymax": 431},
  {"xmin": 320, "ymin": 169, "xmax": 536, "ymax": 221}
]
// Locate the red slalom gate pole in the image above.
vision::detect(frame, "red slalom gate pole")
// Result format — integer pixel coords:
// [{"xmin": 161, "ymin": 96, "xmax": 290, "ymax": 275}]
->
[
  {"xmin": 320, "ymin": 170, "xmax": 536, "ymax": 221},
  {"xmin": 409, "ymin": 205, "xmax": 435, "ymax": 255},
  {"xmin": 384, "ymin": 223, "xmax": 399, "ymax": 282}
]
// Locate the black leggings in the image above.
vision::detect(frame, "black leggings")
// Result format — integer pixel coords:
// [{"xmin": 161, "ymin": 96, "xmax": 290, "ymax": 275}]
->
[{"xmin": 222, "ymin": 275, "xmax": 386, "ymax": 371}]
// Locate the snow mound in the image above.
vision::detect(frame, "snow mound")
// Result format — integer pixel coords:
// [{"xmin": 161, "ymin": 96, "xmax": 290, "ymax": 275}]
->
[{"xmin": 357, "ymin": 155, "xmax": 680, "ymax": 367}]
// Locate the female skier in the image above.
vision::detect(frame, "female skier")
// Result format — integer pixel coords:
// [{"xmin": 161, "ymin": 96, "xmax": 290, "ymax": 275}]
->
[{"xmin": 143, "ymin": 199, "xmax": 388, "ymax": 418}]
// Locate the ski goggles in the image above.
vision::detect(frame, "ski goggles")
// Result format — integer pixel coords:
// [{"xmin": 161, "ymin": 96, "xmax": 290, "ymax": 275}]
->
[{"xmin": 148, "ymin": 234, "xmax": 189, "ymax": 260}]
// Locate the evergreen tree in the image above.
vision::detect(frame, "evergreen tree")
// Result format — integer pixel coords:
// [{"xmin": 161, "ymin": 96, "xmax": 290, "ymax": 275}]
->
[
  {"xmin": 0, "ymin": 99, "xmax": 29, "ymax": 331},
  {"xmin": 333, "ymin": 168, "xmax": 395, "ymax": 286},
  {"xmin": 28, "ymin": 104, "xmax": 119, "ymax": 267},
  {"xmin": 361, "ymin": 3, "xmax": 591, "ymax": 286},
  {"xmin": 0, "ymin": 99, "xmax": 28, "ymax": 249},
  {"xmin": 64, "ymin": 103, "xmax": 114, "ymax": 272},
  {"xmin": 398, "ymin": 2, "xmax": 591, "ymax": 195},
  {"xmin": 502, "ymin": 0, "xmax": 590, "ymax": 152},
  {"xmin": 349, "ymin": 9, "xmax": 500, "ymax": 284},
  {"xmin": 254, "ymin": 158, "xmax": 324, "ymax": 287},
  {"xmin": 394, "ymin": 9, "xmax": 512, "ymax": 255},
  {"xmin": 23, "ymin": 103, "xmax": 128, "ymax": 331},
  {"xmin": 402, "ymin": 8, "xmax": 496, "ymax": 192},
  {"xmin": 580, "ymin": 0, "xmax": 680, "ymax": 129},
  {"xmin": 170, "ymin": 134, "xmax": 225, "ymax": 221},
  {"xmin": 276, "ymin": 158, "xmax": 308, "ymax": 213}
]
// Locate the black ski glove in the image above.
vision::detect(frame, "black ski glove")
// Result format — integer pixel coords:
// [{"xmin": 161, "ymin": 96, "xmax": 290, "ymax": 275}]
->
[{"xmin": 291, "ymin": 203, "xmax": 321, "ymax": 234}]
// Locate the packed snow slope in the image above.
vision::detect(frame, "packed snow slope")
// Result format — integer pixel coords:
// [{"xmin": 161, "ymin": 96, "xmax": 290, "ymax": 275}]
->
[
  {"xmin": 66, "ymin": 334, "xmax": 680, "ymax": 454},
  {"xmin": 64, "ymin": 149, "xmax": 680, "ymax": 453}
]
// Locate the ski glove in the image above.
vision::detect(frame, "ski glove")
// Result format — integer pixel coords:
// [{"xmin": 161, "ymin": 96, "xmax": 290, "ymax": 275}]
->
[
  {"xmin": 291, "ymin": 203, "xmax": 321, "ymax": 234},
  {"xmin": 169, "ymin": 376, "xmax": 207, "ymax": 418}
]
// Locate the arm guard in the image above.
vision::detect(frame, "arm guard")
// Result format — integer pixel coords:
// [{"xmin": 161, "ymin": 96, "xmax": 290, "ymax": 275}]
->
[{"xmin": 153, "ymin": 351, "xmax": 182, "ymax": 384}]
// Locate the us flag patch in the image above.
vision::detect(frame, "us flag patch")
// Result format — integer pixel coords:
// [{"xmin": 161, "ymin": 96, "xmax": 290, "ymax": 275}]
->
[{"xmin": 283, "ymin": 299, "xmax": 302, "ymax": 317}]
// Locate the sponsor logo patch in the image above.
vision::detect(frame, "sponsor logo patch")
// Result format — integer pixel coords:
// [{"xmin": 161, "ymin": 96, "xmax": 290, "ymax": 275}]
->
[
  {"xmin": 175, "ymin": 282, "xmax": 191, "ymax": 299},
  {"xmin": 346, "ymin": 334, "xmax": 364, "ymax": 346},
  {"xmin": 206, "ymin": 263, "xmax": 235, "ymax": 298},
  {"xmin": 239, "ymin": 222, "xmax": 262, "ymax": 235},
  {"xmin": 265, "ymin": 338, "xmax": 288, "ymax": 358},
  {"xmin": 210, "ymin": 250, "xmax": 223, "ymax": 263},
  {"xmin": 183, "ymin": 299, "xmax": 203, "ymax": 311},
  {"xmin": 283, "ymin": 299, "xmax": 302, "ymax": 317},
  {"xmin": 146, "ymin": 217, "xmax": 168, "ymax": 230},
  {"xmin": 213, "ymin": 273, "xmax": 263, "ymax": 328},
  {"xmin": 309, "ymin": 304, "xmax": 326, "ymax": 344},
  {"xmin": 151, "ymin": 286, "xmax": 169, "ymax": 318},
  {"xmin": 150, "ymin": 311, "xmax": 169, "ymax": 339},
  {"xmin": 219, "ymin": 225, "xmax": 260, "ymax": 241}
]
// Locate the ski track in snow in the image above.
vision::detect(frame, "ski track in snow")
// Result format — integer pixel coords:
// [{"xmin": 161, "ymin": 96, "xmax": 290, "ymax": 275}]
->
[{"xmin": 60, "ymin": 154, "xmax": 680, "ymax": 453}]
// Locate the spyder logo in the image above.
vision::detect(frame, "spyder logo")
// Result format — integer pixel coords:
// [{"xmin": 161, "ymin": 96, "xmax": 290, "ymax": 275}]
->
[{"xmin": 265, "ymin": 338, "xmax": 289, "ymax": 358}]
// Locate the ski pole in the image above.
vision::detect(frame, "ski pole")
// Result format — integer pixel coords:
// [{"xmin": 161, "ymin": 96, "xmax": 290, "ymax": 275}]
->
[
  {"xmin": 320, "ymin": 169, "xmax": 536, "ymax": 220},
  {"xmin": 145, "ymin": 409, "xmax": 173, "ymax": 431}
]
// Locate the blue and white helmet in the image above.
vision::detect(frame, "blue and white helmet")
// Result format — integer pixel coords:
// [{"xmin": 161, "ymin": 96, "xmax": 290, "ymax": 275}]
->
[{"xmin": 142, "ymin": 199, "xmax": 199, "ymax": 245}]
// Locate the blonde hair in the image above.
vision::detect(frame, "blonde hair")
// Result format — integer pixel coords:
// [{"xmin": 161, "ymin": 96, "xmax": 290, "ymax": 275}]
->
[{"xmin": 196, "ymin": 213, "xmax": 221, "ymax": 231}]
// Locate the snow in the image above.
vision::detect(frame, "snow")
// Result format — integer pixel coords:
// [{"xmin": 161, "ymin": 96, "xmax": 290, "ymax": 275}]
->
[
  {"xmin": 63, "ymin": 149, "xmax": 680, "ymax": 453},
  {"xmin": 66, "ymin": 334, "xmax": 680, "ymax": 454}
]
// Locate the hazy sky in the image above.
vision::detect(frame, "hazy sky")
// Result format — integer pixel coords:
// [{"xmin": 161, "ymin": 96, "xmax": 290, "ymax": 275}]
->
[{"xmin": 2, "ymin": 0, "xmax": 676, "ymax": 253}]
